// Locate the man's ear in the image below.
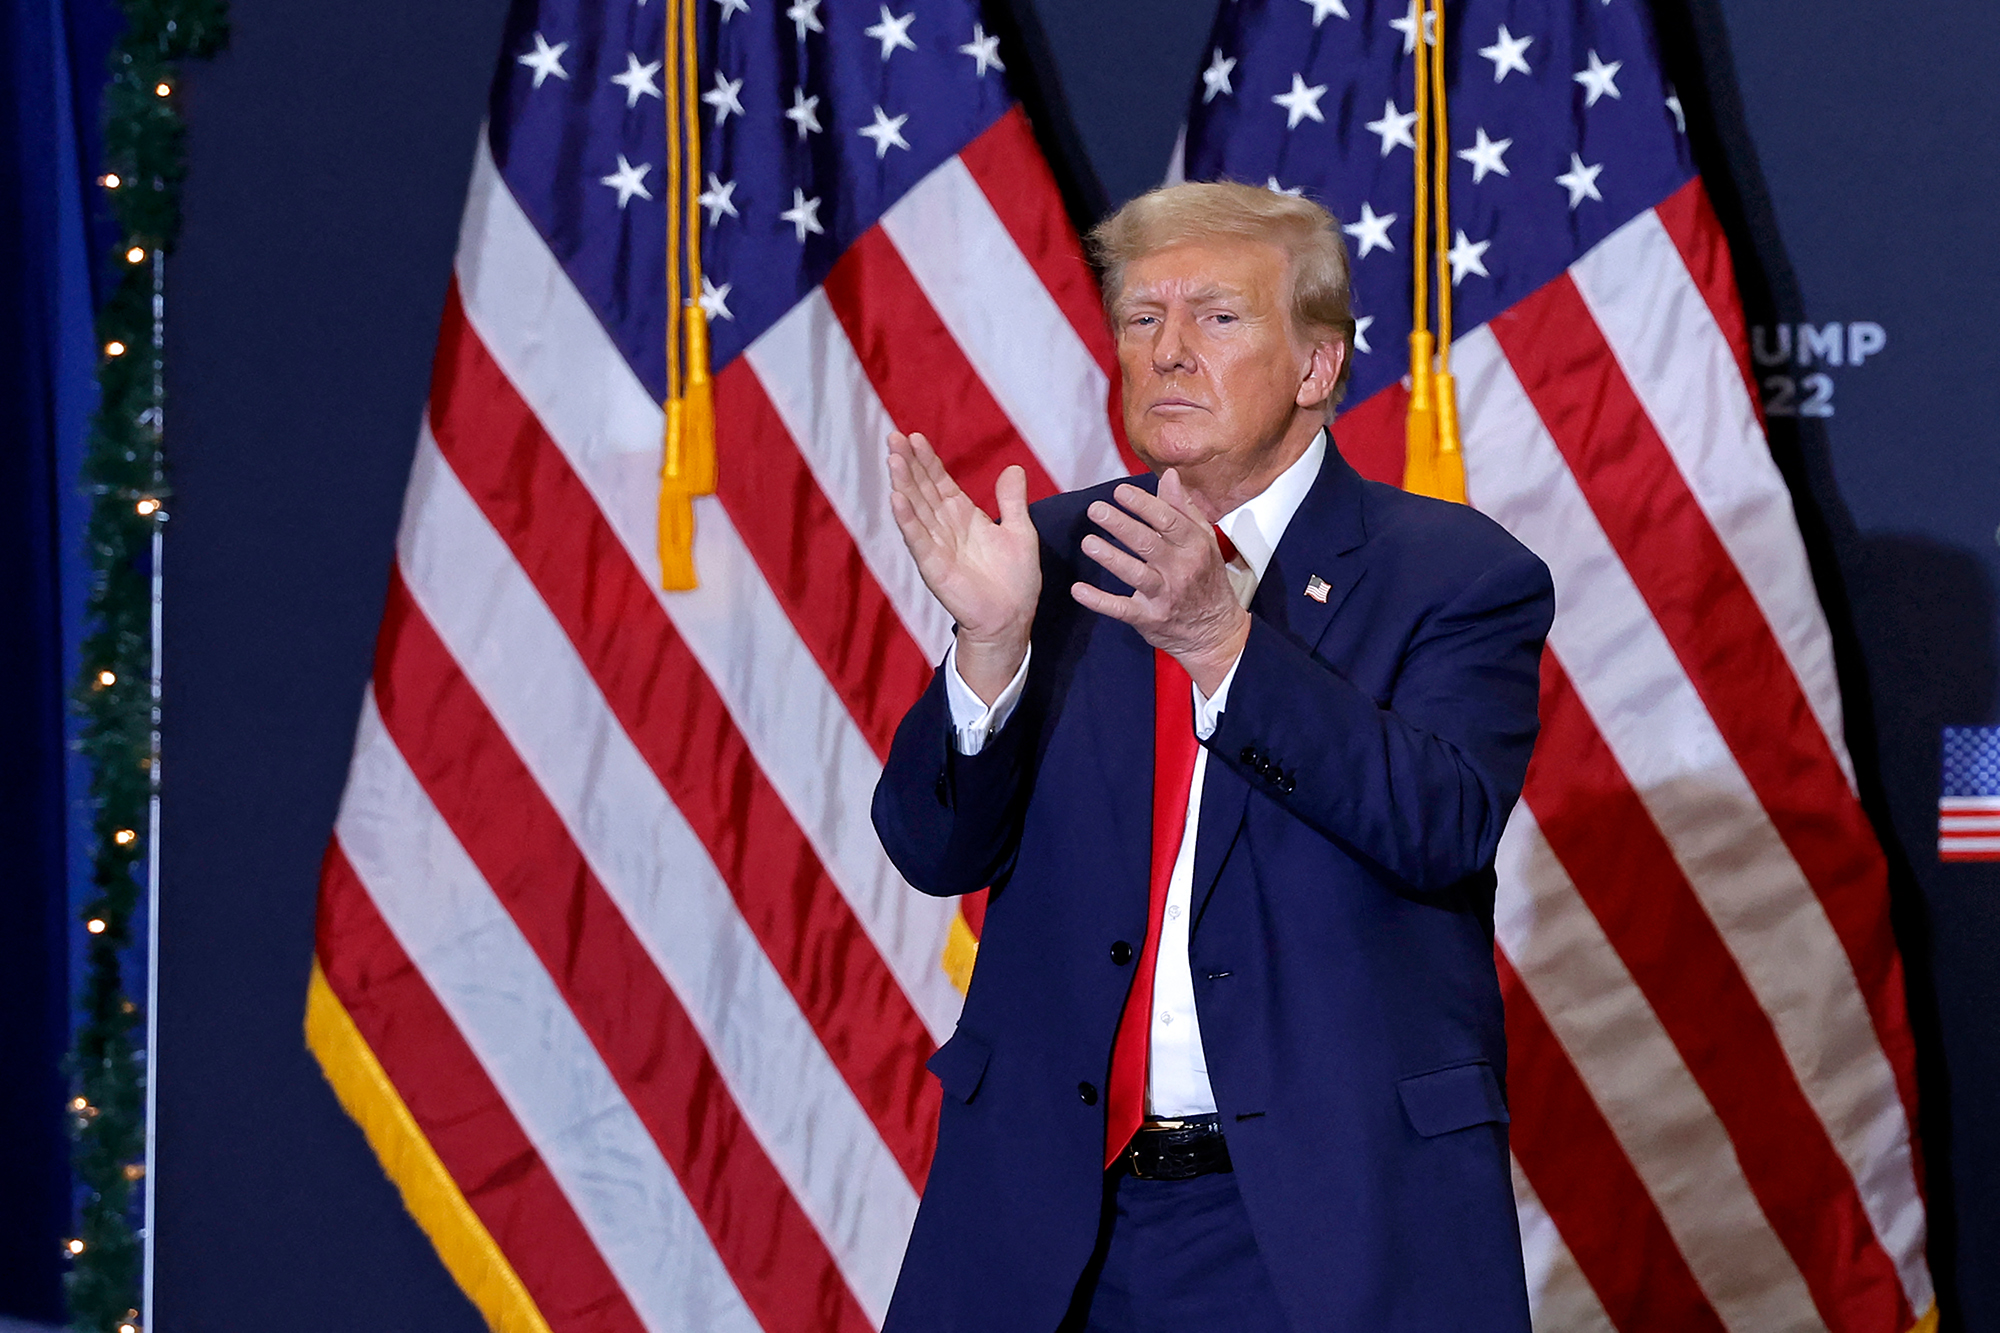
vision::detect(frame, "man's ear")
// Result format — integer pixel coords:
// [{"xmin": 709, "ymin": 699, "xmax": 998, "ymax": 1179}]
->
[{"xmin": 1296, "ymin": 337, "xmax": 1346, "ymax": 410}]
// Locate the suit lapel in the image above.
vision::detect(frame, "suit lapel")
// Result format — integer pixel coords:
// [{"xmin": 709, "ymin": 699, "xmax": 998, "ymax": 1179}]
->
[{"xmin": 1190, "ymin": 441, "xmax": 1371, "ymax": 924}]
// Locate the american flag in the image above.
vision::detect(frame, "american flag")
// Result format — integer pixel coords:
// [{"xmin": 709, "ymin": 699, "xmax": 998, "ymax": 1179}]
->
[
  {"xmin": 305, "ymin": 0, "xmax": 1122, "ymax": 1329},
  {"xmin": 1183, "ymin": 1, "xmax": 1932, "ymax": 1330},
  {"xmin": 1941, "ymin": 727, "xmax": 2000, "ymax": 862}
]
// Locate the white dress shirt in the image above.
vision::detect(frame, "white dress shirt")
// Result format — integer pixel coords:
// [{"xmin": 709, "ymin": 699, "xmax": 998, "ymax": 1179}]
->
[{"xmin": 943, "ymin": 432, "xmax": 1328, "ymax": 1117}]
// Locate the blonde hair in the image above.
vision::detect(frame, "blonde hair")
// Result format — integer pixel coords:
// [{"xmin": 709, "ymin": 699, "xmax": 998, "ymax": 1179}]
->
[{"xmin": 1087, "ymin": 180, "xmax": 1356, "ymax": 405}]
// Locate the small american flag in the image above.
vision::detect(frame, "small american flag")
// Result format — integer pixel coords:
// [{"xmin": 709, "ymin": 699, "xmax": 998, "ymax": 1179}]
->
[{"xmin": 1941, "ymin": 726, "xmax": 2000, "ymax": 862}]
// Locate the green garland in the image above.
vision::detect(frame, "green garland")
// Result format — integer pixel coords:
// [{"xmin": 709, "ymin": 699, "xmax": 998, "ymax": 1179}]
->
[{"xmin": 66, "ymin": 1, "xmax": 226, "ymax": 1329}]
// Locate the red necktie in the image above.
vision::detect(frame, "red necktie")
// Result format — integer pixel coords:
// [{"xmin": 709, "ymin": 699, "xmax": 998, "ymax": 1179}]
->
[
  {"xmin": 1213, "ymin": 523, "xmax": 1239, "ymax": 564},
  {"xmin": 1104, "ymin": 647, "xmax": 1202, "ymax": 1166}
]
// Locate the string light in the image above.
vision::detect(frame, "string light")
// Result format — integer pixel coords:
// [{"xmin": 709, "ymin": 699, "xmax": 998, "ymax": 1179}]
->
[
  {"xmin": 87, "ymin": 919, "xmax": 107, "ymax": 935},
  {"xmin": 136, "ymin": 498, "xmax": 160, "ymax": 516},
  {"xmin": 71, "ymin": 1097, "xmax": 88, "ymax": 1112},
  {"xmin": 123, "ymin": 1164, "xmax": 146, "ymax": 1182},
  {"xmin": 115, "ymin": 828, "xmax": 137, "ymax": 845},
  {"xmin": 97, "ymin": 670, "xmax": 117, "ymax": 687},
  {"xmin": 102, "ymin": 173, "xmax": 122, "ymax": 189},
  {"xmin": 105, "ymin": 341, "xmax": 127, "ymax": 357},
  {"xmin": 119, "ymin": 1322, "xmax": 138, "ymax": 1333},
  {"xmin": 154, "ymin": 82, "xmax": 171, "ymax": 97},
  {"xmin": 125, "ymin": 246, "xmax": 147, "ymax": 264},
  {"xmin": 66, "ymin": 1239, "xmax": 85, "ymax": 1256}
]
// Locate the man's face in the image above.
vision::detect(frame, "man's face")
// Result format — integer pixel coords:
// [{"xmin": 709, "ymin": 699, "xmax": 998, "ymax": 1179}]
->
[{"xmin": 1113, "ymin": 238, "xmax": 1330, "ymax": 486}]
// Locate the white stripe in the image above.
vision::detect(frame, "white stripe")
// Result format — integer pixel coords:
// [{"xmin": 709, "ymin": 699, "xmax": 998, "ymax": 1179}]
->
[
  {"xmin": 880, "ymin": 154, "xmax": 1125, "ymax": 491},
  {"xmin": 1940, "ymin": 796, "xmax": 2000, "ymax": 813},
  {"xmin": 1512, "ymin": 1155, "xmax": 1618, "ymax": 1333},
  {"xmin": 1458, "ymin": 325, "xmax": 1932, "ymax": 1315},
  {"xmin": 1939, "ymin": 815, "xmax": 2000, "ymax": 833},
  {"xmin": 1940, "ymin": 835, "xmax": 2000, "ymax": 853},
  {"xmin": 1497, "ymin": 811, "xmax": 1823, "ymax": 1333},
  {"xmin": 456, "ymin": 130, "xmax": 967, "ymax": 1048},
  {"xmin": 397, "ymin": 429, "xmax": 914, "ymax": 1322},
  {"xmin": 335, "ymin": 697, "xmax": 762, "ymax": 1333},
  {"xmin": 1569, "ymin": 208, "xmax": 1853, "ymax": 789},
  {"xmin": 742, "ymin": 290, "xmax": 957, "ymax": 658}
]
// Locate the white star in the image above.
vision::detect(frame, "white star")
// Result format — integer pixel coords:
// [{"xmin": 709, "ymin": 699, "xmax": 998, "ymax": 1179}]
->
[
  {"xmin": 699, "ymin": 276, "xmax": 734, "ymax": 321},
  {"xmin": 1556, "ymin": 152, "xmax": 1604, "ymax": 208},
  {"xmin": 1665, "ymin": 92, "xmax": 1686, "ymax": 133},
  {"xmin": 1574, "ymin": 49, "xmax": 1623, "ymax": 106},
  {"xmin": 1300, "ymin": 0, "xmax": 1349, "ymax": 26},
  {"xmin": 1479, "ymin": 25, "xmax": 1532, "ymax": 82},
  {"xmin": 959, "ymin": 23, "xmax": 1004, "ymax": 77},
  {"xmin": 1273, "ymin": 73, "xmax": 1329, "ymax": 130},
  {"xmin": 610, "ymin": 52, "xmax": 662, "ymax": 108},
  {"xmin": 517, "ymin": 32, "xmax": 570, "ymax": 88},
  {"xmin": 859, "ymin": 105, "xmax": 911, "ymax": 158},
  {"xmin": 1352, "ymin": 314, "xmax": 1373, "ymax": 354},
  {"xmin": 702, "ymin": 71, "xmax": 745, "ymax": 123},
  {"xmin": 1364, "ymin": 98, "xmax": 1417, "ymax": 156},
  {"xmin": 1202, "ymin": 48, "xmax": 1237, "ymax": 103},
  {"xmin": 599, "ymin": 154, "xmax": 653, "ymax": 208},
  {"xmin": 1447, "ymin": 230, "xmax": 1491, "ymax": 285},
  {"xmin": 784, "ymin": 86, "xmax": 823, "ymax": 139},
  {"xmin": 780, "ymin": 188, "xmax": 824, "ymax": 242},
  {"xmin": 1342, "ymin": 201, "xmax": 1396, "ymax": 258},
  {"xmin": 865, "ymin": 6, "xmax": 916, "ymax": 60},
  {"xmin": 713, "ymin": 0, "xmax": 748, "ymax": 18},
  {"xmin": 785, "ymin": 0, "xmax": 823, "ymax": 41},
  {"xmin": 1456, "ymin": 126, "xmax": 1513, "ymax": 183},
  {"xmin": 1389, "ymin": 2, "xmax": 1436, "ymax": 54},
  {"xmin": 698, "ymin": 173, "xmax": 738, "ymax": 225},
  {"xmin": 1266, "ymin": 176, "xmax": 1303, "ymax": 196}
]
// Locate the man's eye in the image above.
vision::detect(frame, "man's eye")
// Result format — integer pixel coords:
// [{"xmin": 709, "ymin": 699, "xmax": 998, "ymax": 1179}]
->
[{"xmin": 1212, "ymin": 313, "xmax": 1238, "ymax": 325}]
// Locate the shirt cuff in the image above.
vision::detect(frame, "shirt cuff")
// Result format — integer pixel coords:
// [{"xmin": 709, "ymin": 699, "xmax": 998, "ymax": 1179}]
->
[
  {"xmin": 945, "ymin": 641, "xmax": 1032, "ymax": 755},
  {"xmin": 1191, "ymin": 649, "xmax": 1242, "ymax": 741}
]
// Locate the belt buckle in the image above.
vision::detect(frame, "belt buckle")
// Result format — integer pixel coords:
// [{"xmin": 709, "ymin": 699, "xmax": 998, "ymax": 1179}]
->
[{"xmin": 1123, "ymin": 1137, "xmax": 1152, "ymax": 1180}]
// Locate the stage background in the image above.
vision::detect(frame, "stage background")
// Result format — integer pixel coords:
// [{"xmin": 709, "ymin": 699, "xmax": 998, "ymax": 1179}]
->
[{"xmin": 25, "ymin": 0, "xmax": 1992, "ymax": 1328}]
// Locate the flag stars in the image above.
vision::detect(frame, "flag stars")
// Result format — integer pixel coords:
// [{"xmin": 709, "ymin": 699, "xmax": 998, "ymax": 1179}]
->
[
  {"xmin": 786, "ymin": 0, "xmax": 823, "ymax": 41},
  {"xmin": 698, "ymin": 173, "xmax": 738, "ymax": 225},
  {"xmin": 785, "ymin": 86, "xmax": 823, "ymax": 139},
  {"xmin": 517, "ymin": 32, "xmax": 569, "ymax": 88},
  {"xmin": 1202, "ymin": 49, "xmax": 1237, "ymax": 103},
  {"xmin": 1447, "ymin": 230, "xmax": 1491, "ymax": 284},
  {"xmin": 1273, "ymin": 73, "xmax": 1329, "ymax": 129},
  {"xmin": 1456, "ymin": 127, "xmax": 1512, "ymax": 183},
  {"xmin": 1364, "ymin": 98, "xmax": 1417, "ymax": 156},
  {"xmin": 1267, "ymin": 177, "xmax": 1303, "ymax": 196},
  {"xmin": 859, "ymin": 105, "xmax": 912, "ymax": 158},
  {"xmin": 1390, "ymin": 2, "xmax": 1435, "ymax": 54},
  {"xmin": 1300, "ymin": 0, "xmax": 1349, "ymax": 26},
  {"xmin": 1574, "ymin": 50, "xmax": 1623, "ymax": 106},
  {"xmin": 713, "ymin": 0, "xmax": 748, "ymax": 17},
  {"xmin": 780, "ymin": 188, "xmax": 825, "ymax": 242},
  {"xmin": 1556, "ymin": 153, "xmax": 1605, "ymax": 207},
  {"xmin": 1353, "ymin": 315, "xmax": 1374, "ymax": 354},
  {"xmin": 600, "ymin": 154, "xmax": 653, "ymax": 208},
  {"xmin": 959, "ymin": 23, "xmax": 1004, "ymax": 77},
  {"xmin": 865, "ymin": 6, "xmax": 916, "ymax": 60},
  {"xmin": 1666, "ymin": 92, "xmax": 1686, "ymax": 133},
  {"xmin": 702, "ymin": 71, "xmax": 745, "ymax": 123},
  {"xmin": 610, "ymin": 52, "xmax": 662, "ymax": 108},
  {"xmin": 1479, "ymin": 25, "xmax": 1532, "ymax": 82},
  {"xmin": 1342, "ymin": 202, "xmax": 1396, "ymax": 258},
  {"xmin": 699, "ymin": 276, "xmax": 734, "ymax": 321}
]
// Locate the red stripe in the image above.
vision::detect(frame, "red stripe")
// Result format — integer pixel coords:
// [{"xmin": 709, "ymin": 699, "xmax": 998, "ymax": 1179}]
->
[
  {"xmin": 316, "ymin": 844, "xmax": 647, "ymax": 1333},
  {"xmin": 430, "ymin": 286, "xmax": 942, "ymax": 1187},
  {"xmin": 714, "ymin": 359, "xmax": 934, "ymax": 759},
  {"xmin": 956, "ymin": 108, "xmax": 1138, "ymax": 473},
  {"xmin": 1652, "ymin": 180, "xmax": 1760, "ymax": 420},
  {"xmin": 369, "ymin": 577, "xmax": 875, "ymax": 1333},
  {"xmin": 1489, "ymin": 275, "xmax": 1921, "ymax": 1131},
  {"xmin": 823, "ymin": 224, "xmax": 1061, "ymax": 503},
  {"xmin": 1500, "ymin": 951, "xmax": 1728, "ymax": 1333},
  {"xmin": 1330, "ymin": 381, "xmax": 1407, "ymax": 487},
  {"xmin": 1940, "ymin": 849, "xmax": 2000, "ymax": 862},
  {"xmin": 1526, "ymin": 655, "xmax": 1913, "ymax": 1333}
]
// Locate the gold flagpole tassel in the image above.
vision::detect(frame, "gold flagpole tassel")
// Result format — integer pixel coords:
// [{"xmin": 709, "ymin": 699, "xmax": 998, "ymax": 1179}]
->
[
  {"xmin": 677, "ymin": 0, "xmax": 717, "ymax": 498},
  {"xmin": 1403, "ymin": 0, "xmax": 1438, "ymax": 498},
  {"xmin": 656, "ymin": 0, "xmax": 699, "ymax": 589},
  {"xmin": 1425, "ymin": 0, "xmax": 1466, "ymax": 505}
]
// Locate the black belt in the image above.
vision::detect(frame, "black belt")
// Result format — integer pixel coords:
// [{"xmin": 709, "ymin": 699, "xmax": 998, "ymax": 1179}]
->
[{"xmin": 1117, "ymin": 1116, "xmax": 1233, "ymax": 1180}]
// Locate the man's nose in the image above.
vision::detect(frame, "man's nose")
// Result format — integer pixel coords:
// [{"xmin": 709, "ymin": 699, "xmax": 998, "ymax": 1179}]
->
[{"xmin": 1152, "ymin": 313, "xmax": 1197, "ymax": 374}]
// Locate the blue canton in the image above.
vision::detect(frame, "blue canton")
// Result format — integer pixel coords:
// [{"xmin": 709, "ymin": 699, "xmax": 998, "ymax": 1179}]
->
[
  {"xmin": 488, "ymin": 0, "xmax": 1016, "ymax": 403},
  {"xmin": 1183, "ymin": 0, "xmax": 1695, "ymax": 407},
  {"xmin": 1942, "ymin": 727, "xmax": 2000, "ymax": 799}
]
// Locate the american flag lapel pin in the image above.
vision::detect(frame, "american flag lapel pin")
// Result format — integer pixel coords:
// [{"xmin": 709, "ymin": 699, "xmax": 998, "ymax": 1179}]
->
[{"xmin": 1304, "ymin": 575, "xmax": 1331, "ymax": 603}]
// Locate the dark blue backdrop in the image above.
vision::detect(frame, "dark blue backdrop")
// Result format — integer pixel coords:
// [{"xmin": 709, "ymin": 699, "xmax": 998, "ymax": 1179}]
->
[{"xmin": 5, "ymin": 0, "xmax": 1996, "ymax": 1329}]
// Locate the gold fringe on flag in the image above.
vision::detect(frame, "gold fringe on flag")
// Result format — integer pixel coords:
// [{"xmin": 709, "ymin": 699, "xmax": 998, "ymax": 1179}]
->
[
  {"xmin": 1403, "ymin": 0, "xmax": 1467, "ymax": 505},
  {"xmin": 304, "ymin": 963, "xmax": 554, "ymax": 1333},
  {"xmin": 659, "ymin": 0, "xmax": 717, "ymax": 590}
]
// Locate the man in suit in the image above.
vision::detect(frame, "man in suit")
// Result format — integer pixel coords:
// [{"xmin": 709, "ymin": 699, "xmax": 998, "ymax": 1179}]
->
[{"xmin": 873, "ymin": 181, "xmax": 1554, "ymax": 1332}]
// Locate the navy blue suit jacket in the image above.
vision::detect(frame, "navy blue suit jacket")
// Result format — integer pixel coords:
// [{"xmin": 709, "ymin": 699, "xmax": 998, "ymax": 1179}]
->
[{"xmin": 873, "ymin": 443, "xmax": 1555, "ymax": 1332}]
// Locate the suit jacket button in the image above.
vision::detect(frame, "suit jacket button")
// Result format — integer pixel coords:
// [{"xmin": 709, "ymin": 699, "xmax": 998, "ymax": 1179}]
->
[
  {"xmin": 933, "ymin": 774, "xmax": 949, "ymax": 803},
  {"xmin": 1109, "ymin": 940, "xmax": 1133, "ymax": 965},
  {"xmin": 1239, "ymin": 744, "xmax": 1259, "ymax": 766},
  {"xmin": 1281, "ymin": 773, "xmax": 1297, "ymax": 794},
  {"xmin": 1077, "ymin": 1081, "xmax": 1099, "ymax": 1106}
]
